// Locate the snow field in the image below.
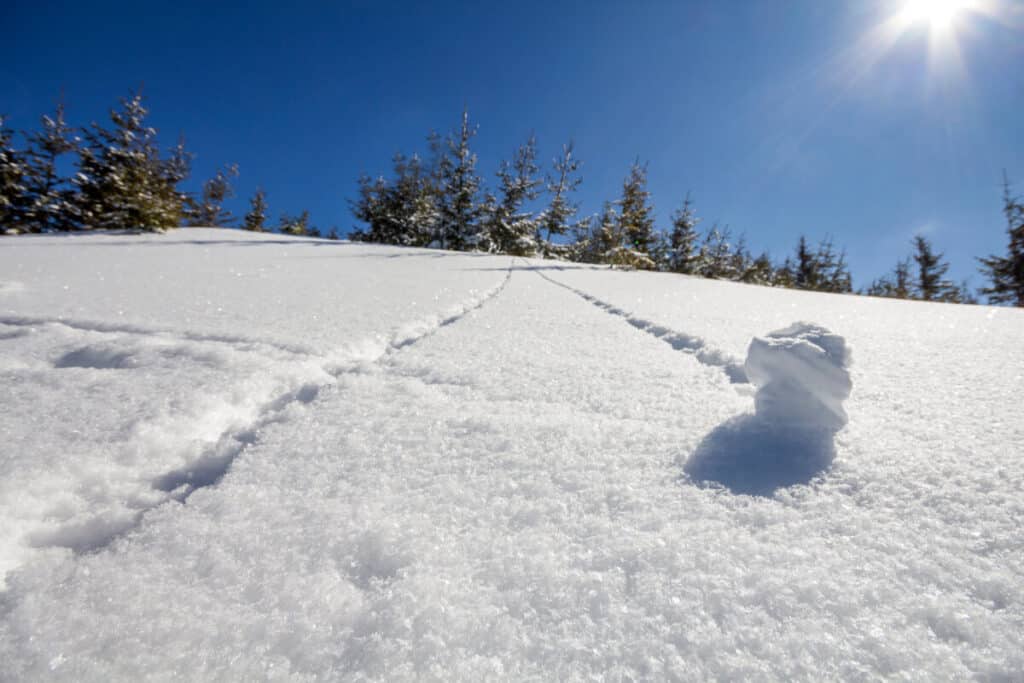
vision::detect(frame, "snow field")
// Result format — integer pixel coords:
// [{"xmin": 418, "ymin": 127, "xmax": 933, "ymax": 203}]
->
[
  {"xmin": 0, "ymin": 230, "xmax": 512, "ymax": 587},
  {"xmin": 1, "ymin": 232, "xmax": 1023, "ymax": 680}
]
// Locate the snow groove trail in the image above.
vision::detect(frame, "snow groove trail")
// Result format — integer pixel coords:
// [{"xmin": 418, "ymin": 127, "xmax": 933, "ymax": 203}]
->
[
  {"xmin": 2, "ymin": 262, "xmax": 514, "ymax": 576},
  {"xmin": 0, "ymin": 314, "xmax": 319, "ymax": 357},
  {"xmin": 530, "ymin": 266, "xmax": 748, "ymax": 383}
]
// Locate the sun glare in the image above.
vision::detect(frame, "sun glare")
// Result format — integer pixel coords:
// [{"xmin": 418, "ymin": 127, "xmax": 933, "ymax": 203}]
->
[{"xmin": 898, "ymin": 0, "xmax": 972, "ymax": 32}]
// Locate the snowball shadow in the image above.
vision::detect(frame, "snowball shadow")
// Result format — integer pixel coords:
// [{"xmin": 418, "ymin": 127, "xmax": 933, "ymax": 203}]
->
[{"xmin": 684, "ymin": 322, "xmax": 852, "ymax": 497}]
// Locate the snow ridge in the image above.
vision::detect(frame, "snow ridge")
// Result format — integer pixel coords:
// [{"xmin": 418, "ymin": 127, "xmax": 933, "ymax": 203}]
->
[{"xmin": 531, "ymin": 266, "xmax": 747, "ymax": 383}]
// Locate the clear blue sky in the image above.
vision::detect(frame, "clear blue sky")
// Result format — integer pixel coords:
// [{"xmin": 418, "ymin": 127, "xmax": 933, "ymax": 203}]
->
[{"xmin": 5, "ymin": 0, "xmax": 1022, "ymax": 287}]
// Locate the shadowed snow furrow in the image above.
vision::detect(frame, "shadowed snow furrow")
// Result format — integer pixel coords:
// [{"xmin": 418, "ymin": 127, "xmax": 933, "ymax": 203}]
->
[
  {"xmin": 532, "ymin": 268, "xmax": 747, "ymax": 383},
  {"xmin": 0, "ymin": 314, "xmax": 318, "ymax": 357},
  {"xmin": 26, "ymin": 263, "xmax": 514, "ymax": 560}
]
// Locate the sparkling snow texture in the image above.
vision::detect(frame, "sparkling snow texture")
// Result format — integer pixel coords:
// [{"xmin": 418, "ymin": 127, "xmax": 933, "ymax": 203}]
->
[{"xmin": 1, "ymin": 230, "xmax": 1022, "ymax": 680}]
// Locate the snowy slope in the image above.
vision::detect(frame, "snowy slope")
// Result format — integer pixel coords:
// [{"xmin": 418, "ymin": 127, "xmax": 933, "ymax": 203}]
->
[{"xmin": 1, "ymin": 229, "xmax": 1022, "ymax": 680}]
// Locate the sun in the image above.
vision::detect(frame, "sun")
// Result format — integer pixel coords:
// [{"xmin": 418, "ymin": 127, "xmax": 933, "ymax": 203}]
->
[{"xmin": 898, "ymin": 0, "xmax": 973, "ymax": 33}]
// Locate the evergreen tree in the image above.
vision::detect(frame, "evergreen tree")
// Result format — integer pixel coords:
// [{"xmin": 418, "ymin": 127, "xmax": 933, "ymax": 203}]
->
[
  {"xmin": 351, "ymin": 152, "xmax": 438, "ymax": 247},
  {"xmin": 190, "ymin": 163, "xmax": 238, "ymax": 226},
  {"xmin": 616, "ymin": 160, "xmax": 656, "ymax": 262},
  {"xmin": 21, "ymin": 101, "xmax": 78, "ymax": 232},
  {"xmin": 487, "ymin": 134, "xmax": 542, "ymax": 255},
  {"xmin": 435, "ymin": 108, "xmax": 482, "ymax": 250},
  {"xmin": 815, "ymin": 237, "xmax": 853, "ymax": 293},
  {"xmin": 978, "ymin": 175, "xmax": 1024, "ymax": 306},
  {"xmin": 745, "ymin": 251, "xmax": 776, "ymax": 285},
  {"xmin": 538, "ymin": 142, "xmax": 583, "ymax": 251},
  {"xmin": 243, "ymin": 187, "xmax": 268, "ymax": 232},
  {"xmin": 774, "ymin": 256, "xmax": 796, "ymax": 288},
  {"xmin": 665, "ymin": 194, "xmax": 701, "ymax": 274},
  {"xmin": 794, "ymin": 235, "xmax": 818, "ymax": 289},
  {"xmin": 71, "ymin": 92, "xmax": 188, "ymax": 230},
  {"xmin": 865, "ymin": 258, "xmax": 912, "ymax": 299},
  {"xmin": 697, "ymin": 224, "xmax": 735, "ymax": 279},
  {"xmin": 731, "ymin": 234, "xmax": 753, "ymax": 282},
  {"xmin": 591, "ymin": 201, "xmax": 628, "ymax": 265},
  {"xmin": 0, "ymin": 115, "xmax": 29, "ymax": 231},
  {"xmin": 912, "ymin": 234, "xmax": 956, "ymax": 301},
  {"xmin": 280, "ymin": 209, "xmax": 310, "ymax": 236}
]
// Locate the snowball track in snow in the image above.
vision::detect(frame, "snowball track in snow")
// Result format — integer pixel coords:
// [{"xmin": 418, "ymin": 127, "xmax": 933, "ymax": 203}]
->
[{"xmin": 1, "ymin": 229, "xmax": 1023, "ymax": 680}]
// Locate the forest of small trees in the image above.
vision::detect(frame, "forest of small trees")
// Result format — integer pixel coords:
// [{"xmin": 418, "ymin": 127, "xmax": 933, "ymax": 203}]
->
[{"xmin": 2, "ymin": 93, "xmax": 1022, "ymax": 307}]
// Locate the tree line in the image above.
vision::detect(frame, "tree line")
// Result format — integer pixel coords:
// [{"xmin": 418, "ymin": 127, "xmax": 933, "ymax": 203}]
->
[
  {"xmin": 351, "ymin": 108, "xmax": 1022, "ymax": 307},
  {"xmin": 2, "ymin": 94, "xmax": 1021, "ymax": 307},
  {"xmin": 0, "ymin": 91, "xmax": 336, "ymax": 238}
]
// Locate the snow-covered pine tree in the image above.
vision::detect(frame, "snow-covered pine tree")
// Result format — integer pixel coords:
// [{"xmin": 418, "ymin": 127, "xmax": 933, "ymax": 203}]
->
[
  {"xmin": 351, "ymin": 152, "xmax": 440, "ymax": 247},
  {"xmin": 21, "ymin": 101, "xmax": 78, "ymax": 232},
  {"xmin": 665, "ymin": 194, "xmax": 701, "ymax": 274},
  {"xmin": 243, "ymin": 187, "xmax": 268, "ymax": 231},
  {"xmin": 538, "ymin": 142, "xmax": 583, "ymax": 254},
  {"xmin": 746, "ymin": 251, "xmax": 776, "ymax": 285},
  {"xmin": 615, "ymin": 161, "xmax": 657, "ymax": 266},
  {"xmin": 394, "ymin": 153, "xmax": 439, "ymax": 247},
  {"xmin": 774, "ymin": 256, "xmax": 796, "ymax": 288},
  {"xmin": 0, "ymin": 115, "xmax": 29, "ymax": 232},
  {"xmin": 697, "ymin": 224, "xmax": 735, "ymax": 279},
  {"xmin": 815, "ymin": 237, "xmax": 853, "ymax": 293},
  {"xmin": 435, "ymin": 108, "xmax": 483, "ymax": 251},
  {"xmin": 731, "ymin": 234, "xmax": 753, "ymax": 282},
  {"xmin": 71, "ymin": 92, "xmax": 188, "ymax": 231},
  {"xmin": 350, "ymin": 173, "xmax": 388, "ymax": 242},
  {"xmin": 190, "ymin": 164, "xmax": 238, "ymax": 226},
  {"xmin": 486, "ymin": 134, "xmax": 542, "ymax": 256},
  {"xmin": 978, "ymin": 175, "xmax": 1024, "ymax": 306},
  {"xmin": 912, "ymin": 234, "xmax": 957, "ymax": 301},
  {"xmin": 565, "ymin": 214, "xmax": 596, "ymax": 263},
  {"xmin": 590, "ymin": 201, "xmax": 623, "ymax": 264},
  {"xmin": 280, "ymin": 209, "xmax": 310, "ymax": 236}
]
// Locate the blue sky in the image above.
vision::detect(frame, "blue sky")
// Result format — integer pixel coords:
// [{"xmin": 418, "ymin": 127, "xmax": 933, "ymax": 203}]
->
[{"xmin": 4, "ymin": 0, "xmax": 1022, "ymax": 287}]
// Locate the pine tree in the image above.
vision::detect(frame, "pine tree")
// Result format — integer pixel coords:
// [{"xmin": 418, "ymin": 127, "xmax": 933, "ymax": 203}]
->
[
  {"xmin": 538, "ymin": 142, "xmax": 583, "ymax": 252},
  {"xmin": 774, "ymin": 256, "xmax": 796, "ymax": 288},
  {"xmin": 21, "ymin": 101, "xmax": 78, "ymax": 232},
  {"xmin": 665, "ymin": 194, "xmax": 701, "ymax": 274},
  {"xmin": 698, "ymin": 224, "xmax": 735, "ymax": 279},
  {"xmin": 280, "ymin": 209, "xmax": 310, "ymax": 236},
  {"xmin": 190, "ymin": 163, "xmax": 238, "ymax": 226},
  {"xmin": 616, "ymin": 161, "xmax": 656, "ymax": 263},
  {"xmin": 71, "ymin": 92, "xmax": 188, "ymax": 230},
  {"xmin": 866, "ymin": 258, "xmax": 913, "ymax": 299},
  {"xmin": 487, "ymin": 134, "xmax": 542, "ymax": 255},
  {"xmin": 978, "ymin": 175, "xmax": 1024, "ymax": 306},
  {"xmin": 0, "ymin": 115, "xmax": 29, "ymax": 232},
  {"xmin": 815, "ymin": 237, "xmax": 853, "ymax": 293},
  {"xmin": 794, "ymin": 235, "xmax": 818, "ymax": 289},
  {"xmin": 893, "ymin": 258, "xmax": 912, "ymax": 298},
  {"xmin": 592, "ymin": 201, "xmax": 627, "ymax": 265},
  {"xmin": 243, "ymin": 187, "xmax": 268, "ymax": 232},
  {"xmin": 912, "ymin": 234, "xmax": 956, "ymax": 301},
  {"xmin": 351, "ymin": 152, "xmax": 439, "ymax": 247},
  {"xmin": 745, "ymin": 251, "xmax": 776, "ymax": 285},
  {"xmin": 435, "ymin": 108, "xmax": 482, "ymax": 250}
]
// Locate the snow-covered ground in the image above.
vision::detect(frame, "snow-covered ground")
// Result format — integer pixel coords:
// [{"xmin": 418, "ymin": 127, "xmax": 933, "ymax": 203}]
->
[{"xmin": 1, "ymin": 228, "xmax": 1022, "ymax": 680}]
